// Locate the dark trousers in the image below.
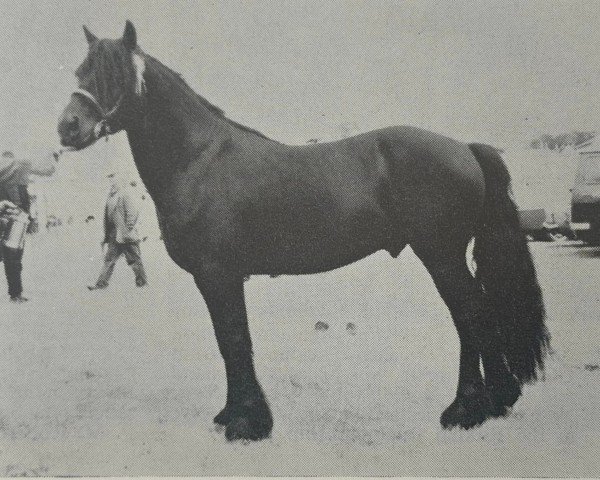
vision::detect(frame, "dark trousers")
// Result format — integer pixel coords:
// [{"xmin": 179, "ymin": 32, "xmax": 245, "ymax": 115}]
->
[
  {"xmin": 95, "ymin": 240, "xmax": 147, "ymax": 287},
  {"xmin": 1, "ymin": 245, "xmax": 24, "ymax": 298}
]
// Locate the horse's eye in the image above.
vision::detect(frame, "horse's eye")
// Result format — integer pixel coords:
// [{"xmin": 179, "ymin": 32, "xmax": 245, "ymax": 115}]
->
[{"xmin": 77, "ymin": 75, "xmax": 93, "ymax": 91}]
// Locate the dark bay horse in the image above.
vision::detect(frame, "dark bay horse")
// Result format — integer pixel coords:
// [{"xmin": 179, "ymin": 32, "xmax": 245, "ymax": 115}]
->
[{"xmin": 57, "ymin": 22, "xmax": 549, "ymax": 441}]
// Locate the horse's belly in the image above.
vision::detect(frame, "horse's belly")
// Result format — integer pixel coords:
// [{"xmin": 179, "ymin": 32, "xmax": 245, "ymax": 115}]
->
[
  {"xmin": 242, "ymin": 208, "xmax": 395, "ymax": 275},
  {"xmin": 259, "ymin": 243, "xmax": 382, "ymax": 275}
]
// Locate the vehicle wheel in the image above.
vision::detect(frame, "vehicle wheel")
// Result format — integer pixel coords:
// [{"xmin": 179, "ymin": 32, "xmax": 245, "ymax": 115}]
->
[{"xmin": 577, "ymin": 229, "xmax": 600, "ymax": 245}]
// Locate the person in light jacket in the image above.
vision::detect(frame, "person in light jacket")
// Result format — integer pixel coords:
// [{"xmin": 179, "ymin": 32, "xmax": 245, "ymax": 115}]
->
[{"xmin": 88, "ymin": 174, "xmax": 147, "ymax": 290}]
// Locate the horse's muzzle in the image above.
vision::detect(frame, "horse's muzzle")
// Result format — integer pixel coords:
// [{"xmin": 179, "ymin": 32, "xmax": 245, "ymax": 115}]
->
[{"xmin": 57, "ymin": 114, "xmax": 80, "ymax": 147}]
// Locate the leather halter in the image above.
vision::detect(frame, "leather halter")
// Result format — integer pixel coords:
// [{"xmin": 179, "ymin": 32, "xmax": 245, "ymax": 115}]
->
[{"xmin": 71, "ymin": 88, "xmax": 124, "ymax": 140}]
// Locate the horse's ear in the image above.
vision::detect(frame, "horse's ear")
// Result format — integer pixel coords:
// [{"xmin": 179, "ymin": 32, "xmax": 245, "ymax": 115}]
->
[
  {"xmin": 83, "ymin": 25, "xmax": 97, "ymax": 44},
  {"xmin": 122, "ymin": 20, "xmax": 137, "ymax": 50}
]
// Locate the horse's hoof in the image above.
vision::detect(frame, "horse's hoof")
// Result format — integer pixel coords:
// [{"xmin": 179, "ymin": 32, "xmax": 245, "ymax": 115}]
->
[
  {"xmin": 488, "ymin": 403, "xmax": 509, "ymax": 418},
  {"xmin": 440, "ymin": 391, "xmax": 492, "ymax": 430},
  {"xmin": 223, "ymin": 401, "xmax": 273, "ymax": 442},
  {"xmin": 487, "ymin": 375, "xmax": 521, "ymax": 416},
  {"xmin": 214, "ymin": 406, "xmax": 233, "ymax": 426},
  {"xmin": 225, "ymin": 414, "xmax": 273, "ymax": 442}
]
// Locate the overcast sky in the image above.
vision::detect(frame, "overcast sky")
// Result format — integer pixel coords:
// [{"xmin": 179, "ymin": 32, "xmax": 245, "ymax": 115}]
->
[{"xmin": 1, "ymin": 0, "xmax": 600, "ymax": 166}]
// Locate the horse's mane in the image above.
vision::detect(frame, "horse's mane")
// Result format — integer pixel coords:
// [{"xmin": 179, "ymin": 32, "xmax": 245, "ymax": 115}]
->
[
  {"xmin": 144, "ymin": 55, "xmax": 277, "ymax": 143},
  {"xmin": 86, "ymin": 40, "xmax": 277, "ymax": 143}
]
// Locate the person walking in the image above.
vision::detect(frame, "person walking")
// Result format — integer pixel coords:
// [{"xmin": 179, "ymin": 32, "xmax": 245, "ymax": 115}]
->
[
  {"xmin": 88, "ymin": 174, "xmax": 148, "ymax": 290},
  {"xmin": 0, "ymin": 150, "xmax": 57, "ymax": 302}
]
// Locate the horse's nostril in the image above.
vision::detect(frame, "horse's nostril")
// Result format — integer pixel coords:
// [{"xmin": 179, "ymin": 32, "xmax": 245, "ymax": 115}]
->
[{"xmin": 68, "ymin": 116, "xmax": 79, "ymax": 133}]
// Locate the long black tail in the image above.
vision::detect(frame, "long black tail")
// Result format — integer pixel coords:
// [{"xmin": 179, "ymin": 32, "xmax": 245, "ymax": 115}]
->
[{"xmin": 469, "ymin": 143, "xmax": 550, "ymax": 384}]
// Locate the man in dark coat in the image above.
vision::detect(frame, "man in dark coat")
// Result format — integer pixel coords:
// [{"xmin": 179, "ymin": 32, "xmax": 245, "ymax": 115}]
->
[{"xmin": 0, "ymin": 150, "xmax": 57, "ymax": 302}]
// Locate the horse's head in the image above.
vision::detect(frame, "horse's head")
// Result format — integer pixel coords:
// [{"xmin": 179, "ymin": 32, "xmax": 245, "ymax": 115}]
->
[{"xmin": 57, "ymin": 21, "xmax": 146, "ymax": 150}]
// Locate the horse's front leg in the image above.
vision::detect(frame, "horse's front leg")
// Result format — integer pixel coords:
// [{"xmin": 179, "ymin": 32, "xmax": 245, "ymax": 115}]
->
[{"xmin": 194, "ymin": 269, "xmax": 273, "ymax": 441}]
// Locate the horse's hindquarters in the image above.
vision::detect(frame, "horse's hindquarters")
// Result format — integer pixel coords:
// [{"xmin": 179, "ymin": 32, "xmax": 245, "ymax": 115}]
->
[{"xmin": 378, "ymin": 127, "xmax": 486, "ymax": 247}]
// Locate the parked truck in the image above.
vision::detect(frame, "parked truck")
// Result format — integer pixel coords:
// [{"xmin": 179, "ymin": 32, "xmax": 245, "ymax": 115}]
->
[
  {"xmin": 502, "ymin": 148, "xmax": 576, "ymax": 242},
  {"xmin": 571, "ymin": 142, "xmax": 600, "ymax": 244}
]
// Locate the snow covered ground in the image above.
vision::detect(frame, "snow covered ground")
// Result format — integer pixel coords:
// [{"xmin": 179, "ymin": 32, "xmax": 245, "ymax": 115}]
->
[{"xmin": 0, "ymin": 230, "xmax": 599, "ymax": 476}]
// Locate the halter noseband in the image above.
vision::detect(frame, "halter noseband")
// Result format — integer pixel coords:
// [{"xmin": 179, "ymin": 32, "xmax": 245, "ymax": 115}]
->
[{"xmin": 71, "ymin": 88, "xmax": 125, "ymax": 140}]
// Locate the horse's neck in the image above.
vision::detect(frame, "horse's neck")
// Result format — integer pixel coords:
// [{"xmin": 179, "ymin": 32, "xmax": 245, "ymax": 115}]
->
[{"xmin": 125, "ymin": 61, "xmax": 229, "ymax": 204}]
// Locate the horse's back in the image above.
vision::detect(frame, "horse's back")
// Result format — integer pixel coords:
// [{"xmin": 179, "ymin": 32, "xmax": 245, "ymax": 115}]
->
[{"xmin": 292, "ymin": 125, "xmax": 484, "ymax": 196}]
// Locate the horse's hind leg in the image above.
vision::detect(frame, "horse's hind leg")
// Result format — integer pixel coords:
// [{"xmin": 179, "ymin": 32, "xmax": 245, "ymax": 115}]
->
[
  {"xmin": 481, "ymin": 348, "xmax": 521, "ymax": 417},
  {"xmin": 194, "ymin": 268, "xmax": 273, "ymax": 441},
  {"xmin": 412, "ymin": 241, "xmax": 494, "ymax": 429}
]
